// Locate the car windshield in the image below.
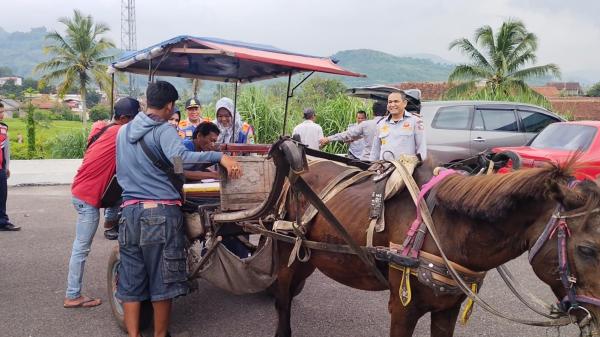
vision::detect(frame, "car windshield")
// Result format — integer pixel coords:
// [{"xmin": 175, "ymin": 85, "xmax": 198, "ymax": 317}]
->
[{"xmin": 530, "ymin": 124, "xmax": 597, "ymax": 151}]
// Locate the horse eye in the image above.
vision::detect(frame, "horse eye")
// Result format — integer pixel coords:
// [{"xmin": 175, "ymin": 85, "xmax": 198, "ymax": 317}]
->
[{"xmin": 577, "ymin": 245, "xmax": 597, "ymax": 259}]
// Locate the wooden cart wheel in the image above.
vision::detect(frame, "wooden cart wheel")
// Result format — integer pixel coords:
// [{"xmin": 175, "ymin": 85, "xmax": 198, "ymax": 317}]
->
[{"xmin": 107, "ymin": 245, "xmax": 153, "ymax": 332}]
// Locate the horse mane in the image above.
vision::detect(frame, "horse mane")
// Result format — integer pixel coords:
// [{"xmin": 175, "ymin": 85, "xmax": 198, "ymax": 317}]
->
[{"xmin": 435, "ymin": 160, "xmax": 576, "ymax": 222}]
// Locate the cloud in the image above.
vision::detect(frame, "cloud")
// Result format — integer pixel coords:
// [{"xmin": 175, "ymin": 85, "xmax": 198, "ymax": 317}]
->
[{"xmin": 0, "ymin": 0, "xmax": 597, "ymax": 76}]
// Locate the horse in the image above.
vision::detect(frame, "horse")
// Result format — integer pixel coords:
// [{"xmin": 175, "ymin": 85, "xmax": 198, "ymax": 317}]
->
[{"xmin": 266, "ymin": 140, "xmax": 600, "ymax": 337}]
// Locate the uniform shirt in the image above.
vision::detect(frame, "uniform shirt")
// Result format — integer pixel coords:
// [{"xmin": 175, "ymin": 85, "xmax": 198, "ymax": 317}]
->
[
  {"xmin": 369, "ymin": 112, "xmax": 426, "ymax": 161},
  {"xmin": 72, "ymin": 123, "xmax": 123, "ymax": 208},
  {"xmin": 292, "ymin": 120, "xmax": 324, "ymax": 150},
  {"xmin": 178, "ymin": 118, "xmax": 211, "ymax": 140},
  {"xmin": 328, "ymin": 116, "xmax": 385, "ymax": 160},
  {"xmin": 346, "ymin": 123, "xmax": 365, "ymax": 158}
]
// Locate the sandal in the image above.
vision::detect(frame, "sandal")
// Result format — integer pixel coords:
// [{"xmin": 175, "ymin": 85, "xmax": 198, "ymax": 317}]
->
[{"xmin": 63, "ymin": 296, "xmax": 102, "ymax": 308}]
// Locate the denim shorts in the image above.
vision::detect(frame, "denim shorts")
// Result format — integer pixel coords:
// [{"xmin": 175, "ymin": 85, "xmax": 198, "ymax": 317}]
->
[{"xmin": 116, "ymin": 203, "xmax": 188, "ymax": 302}]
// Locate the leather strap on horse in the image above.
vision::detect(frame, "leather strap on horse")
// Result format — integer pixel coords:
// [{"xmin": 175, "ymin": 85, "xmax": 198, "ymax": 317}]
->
[
  {"xmin": 391, "ymin": 160, "xmax": 572, "ymax": 327},
  {"xmin": 293, "ymin": 175, "xmax": 389, "ymax": 286}
]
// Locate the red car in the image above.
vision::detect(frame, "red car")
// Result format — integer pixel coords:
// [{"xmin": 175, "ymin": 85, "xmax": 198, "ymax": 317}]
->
[{"xmin": 492, "ymin": 121, "xmax": 600, "ymax": 180}]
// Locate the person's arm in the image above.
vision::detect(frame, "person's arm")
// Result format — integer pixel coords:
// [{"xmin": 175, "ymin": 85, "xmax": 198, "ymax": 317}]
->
[
  {"xmin": 369, "ymin": 131, "xmax": 381, "ymax": 161},
  {"xmin": 158, "ymin": 125, "xmax": 241, "ymax": 178},
  {"xmin": 414, "ymin": 119, "xmax": 427, "ymax": 160}
]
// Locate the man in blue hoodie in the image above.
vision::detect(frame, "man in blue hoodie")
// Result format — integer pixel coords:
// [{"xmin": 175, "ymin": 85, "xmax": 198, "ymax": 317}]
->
[{"xmin": 115, "ymin": 81, "xmax": 241, "ymax": 337}]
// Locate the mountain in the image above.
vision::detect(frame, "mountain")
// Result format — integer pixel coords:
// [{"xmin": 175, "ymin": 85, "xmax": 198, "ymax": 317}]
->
[
  {"xmin": 330, "ymin": 49, "xmax": 455, "ymax": 87},
  {"xmin": 0, "ymin": 26, "xmax": 48, "ymax": 77}
]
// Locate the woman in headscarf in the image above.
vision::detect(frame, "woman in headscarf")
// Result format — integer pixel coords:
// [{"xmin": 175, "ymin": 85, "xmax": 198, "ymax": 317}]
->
[{"xmin": 214, "ymin": 97, "xmax": 255, "ymax": 144}]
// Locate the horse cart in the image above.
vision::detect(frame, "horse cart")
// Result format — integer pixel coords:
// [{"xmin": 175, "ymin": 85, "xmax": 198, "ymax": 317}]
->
[{"xmin": 106, "ymin": 36, "xmax": 600, "ymax": 336}]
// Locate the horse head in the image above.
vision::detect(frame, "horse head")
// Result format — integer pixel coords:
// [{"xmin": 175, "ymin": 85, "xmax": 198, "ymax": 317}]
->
[{"xmin": 530, "ymin": 179, "xmax": 600, "ymax": 336}]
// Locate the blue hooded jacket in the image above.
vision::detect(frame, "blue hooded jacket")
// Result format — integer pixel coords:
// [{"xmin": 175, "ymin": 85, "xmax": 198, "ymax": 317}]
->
[{"xmin": 116, "ymin": 112, "xmax": 223, "ymax": 201}]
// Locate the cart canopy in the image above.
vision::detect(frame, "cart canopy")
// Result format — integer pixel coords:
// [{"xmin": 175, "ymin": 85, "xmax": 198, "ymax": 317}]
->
[{"xmin": 109, "ymin": 35, "xmax": 365, "ymax": 83}]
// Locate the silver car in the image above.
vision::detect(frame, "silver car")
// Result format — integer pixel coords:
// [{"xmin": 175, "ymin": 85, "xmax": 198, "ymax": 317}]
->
[{"xmin": 421, "ymin": 101, "xmax": 565, "ymax": 165}]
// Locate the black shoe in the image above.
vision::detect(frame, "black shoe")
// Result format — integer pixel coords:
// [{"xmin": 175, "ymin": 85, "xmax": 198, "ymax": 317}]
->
[
  {"xmin": 0, "ymin": 223, "xmax": 21, "ymax": 231},
  {"xmin": 104, "ymin": 226, "xmax": 119, "ymax": 240}
]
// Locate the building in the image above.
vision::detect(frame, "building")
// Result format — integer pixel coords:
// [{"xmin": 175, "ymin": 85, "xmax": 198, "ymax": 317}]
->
[
  {"xmin": 0, "ymin": 98, "xmax": 22, "ymax": 118},
  {"xmin": 546, "ymin": 82, "xmax": 584, "ymax": 96},
  {"xmin": 390, "ymin": 82, "xmax": 452, "ymax": 100},
  {"xmin": 532, "ymin": 86, "xmax": 561, "ymax": 99},
  {"xmin": 0, "ymin": 76, "xmax": 23, "ymax": 87}
]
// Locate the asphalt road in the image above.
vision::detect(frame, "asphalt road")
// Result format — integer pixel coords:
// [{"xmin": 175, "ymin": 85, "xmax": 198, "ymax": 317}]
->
[{"xmin": 0, "ymin": 185, "xmax": 579, "ymax": 337}]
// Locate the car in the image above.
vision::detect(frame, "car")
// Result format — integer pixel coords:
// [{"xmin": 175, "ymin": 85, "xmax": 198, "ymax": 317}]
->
[
  {"xmin": 420, "ymin": 101, "xmax": 565, "ymax": 165},
  {"xmin": 492, "ymin": 121, "xmax": 600, "ymax": 180}
]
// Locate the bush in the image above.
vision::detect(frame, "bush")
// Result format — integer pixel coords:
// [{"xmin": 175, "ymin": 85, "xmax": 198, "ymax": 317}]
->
[
  {"xmin": 47, "ymin": 129, "xmax": 88, "ymax": 159},
  {"xmin": 89, "ymin": 105, "xmax": 111, "ymax": 122}
]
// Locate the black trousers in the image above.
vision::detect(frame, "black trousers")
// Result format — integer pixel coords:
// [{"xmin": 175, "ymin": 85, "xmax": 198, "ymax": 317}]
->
[{"xmin": 0, "ymin": 169, "xmax": 9, "ymax": 226}]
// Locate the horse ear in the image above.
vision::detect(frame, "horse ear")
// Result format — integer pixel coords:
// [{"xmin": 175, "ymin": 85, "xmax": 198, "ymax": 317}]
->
[{"xmin": 547, "ymin": 181, "xmax": 585, "ymax": 209}]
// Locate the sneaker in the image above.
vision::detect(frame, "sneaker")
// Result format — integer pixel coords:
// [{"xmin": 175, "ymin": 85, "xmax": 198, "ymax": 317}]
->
[
  {"xmin": 0, "ymin": 223, "xmax": 21, "ymax": 231},
  {"xmin": 104, "ymin": 226, "xmax": 119, "ymax": 240}
]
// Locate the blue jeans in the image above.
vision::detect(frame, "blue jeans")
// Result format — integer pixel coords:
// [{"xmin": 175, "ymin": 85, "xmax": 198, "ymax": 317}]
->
[
  {"xmin": 65, "ymin": 196, "xmax": 119, "ymax": 299},
  {"xmin": 116, "ymin": 203, "xmax": 188, "ymax": 302}
]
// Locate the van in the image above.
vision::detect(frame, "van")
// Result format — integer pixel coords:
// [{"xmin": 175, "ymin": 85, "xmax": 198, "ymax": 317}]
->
[{"xmin": 420, "ymin": 101, "xmax": 565, "ymax": 165}]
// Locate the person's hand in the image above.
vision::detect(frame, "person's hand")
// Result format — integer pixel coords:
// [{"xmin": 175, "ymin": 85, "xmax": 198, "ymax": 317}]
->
[
  {"xmin": 6, "ymin": 169, "xmax": 9, "ymax": 178},
  {"xmin": 319, "ymin": 137, "xmax": 330, "ymax": 147},
  {"xmin": 220, "ymin": 155, "xmax": 242, "ymax": 179}
]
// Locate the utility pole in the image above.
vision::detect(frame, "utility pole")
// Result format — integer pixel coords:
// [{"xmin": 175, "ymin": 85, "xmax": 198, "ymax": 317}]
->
[{"xmin": 121, "ymin": 0, "xmax": 137, "ymax": 96}]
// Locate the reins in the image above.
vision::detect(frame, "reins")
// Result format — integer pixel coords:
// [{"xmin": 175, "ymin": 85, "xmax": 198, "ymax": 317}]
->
[{"xmin": 393, "ymin": 162, "xmax": 574, "ymax": 327}]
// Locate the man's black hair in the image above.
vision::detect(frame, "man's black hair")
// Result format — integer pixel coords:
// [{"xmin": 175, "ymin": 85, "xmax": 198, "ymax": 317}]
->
[
  {"xmin": 303, "ymin": 108, "xmax": 315, "ymax": 119},
  {"xmin": 0, "ymin": 102, "xmax": 4, "ymax": 108},
  {"xmin": 372, "ymin": 101, "xmax": 387, "ymax": 116},
  {"xmin": 146, "ymin": 81, "xmax": 179, "ymax": 109},
  {"xmin": 356, "ymin": 110, "xmax": 367, "ymax": 117},
  {"xmin": 192, "ymin": 122, "xmax": 220, "ymax": 140}
]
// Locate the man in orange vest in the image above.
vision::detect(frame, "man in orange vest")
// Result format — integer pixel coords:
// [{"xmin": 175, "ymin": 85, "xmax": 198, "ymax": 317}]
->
[
  {"xmin": 178, "ymin": 97, "xmax": 209, "ymax": 139},
  {"xmin": 0, "ymin": 102, "xmax": 19, "ymax": 231}
]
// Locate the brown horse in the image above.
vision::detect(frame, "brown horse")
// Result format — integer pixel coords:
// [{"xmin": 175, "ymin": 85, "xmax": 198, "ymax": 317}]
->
[{"xmin": 268, "ymin": 144, "xmax": 600, "ymax": 337}]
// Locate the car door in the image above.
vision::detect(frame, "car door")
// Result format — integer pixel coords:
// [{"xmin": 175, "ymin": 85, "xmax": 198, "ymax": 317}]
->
[
  {"xmin": 517, "ymin": 107, "xmax": 562, "ymax": 143},
  {"xmin": 427, "ymin": 105, "xmax": 473, "ymax": 164},
  {"xmin": 470, "ymin": 105, "xmax": 524, "ymax": 154}
]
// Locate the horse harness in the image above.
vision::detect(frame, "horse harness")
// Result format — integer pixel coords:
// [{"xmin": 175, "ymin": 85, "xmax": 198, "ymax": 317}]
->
[{"xmin": 528, "ymin": 199, "xmax": 600, "ymax": 328}]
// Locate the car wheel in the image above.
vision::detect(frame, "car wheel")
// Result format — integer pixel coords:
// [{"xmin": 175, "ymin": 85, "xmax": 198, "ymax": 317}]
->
[
  {"xmin": 492, "ymin": 151, "xmax": 522, "ymax": 170},
  {"xmin": 107, "ymin": 245, "xmax": 153, "ymax": 332}
]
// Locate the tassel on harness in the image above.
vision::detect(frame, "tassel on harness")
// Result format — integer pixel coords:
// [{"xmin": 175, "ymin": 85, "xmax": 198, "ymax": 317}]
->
[{"xmin": 460, "ymin": 283, "xmax": 479, "ymax": 325}]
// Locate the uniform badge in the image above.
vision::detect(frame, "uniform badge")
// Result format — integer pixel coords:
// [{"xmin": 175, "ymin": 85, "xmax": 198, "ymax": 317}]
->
[
  {"xmin": 402, "ymin": 122, "xmax": 411, "ymax": 129},
  {"xmin": 381, "ymin": 125, "xmax": 390, "ymax": 133},
  {"xmin": 416, "ymin": 120, "xmax": 424, "ymax": 131}
]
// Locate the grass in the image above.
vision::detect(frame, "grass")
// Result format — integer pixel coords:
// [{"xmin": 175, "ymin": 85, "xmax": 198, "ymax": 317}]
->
[{"xmin": 3, "ymin": 118, "xmax": 86, "ymax": 159}]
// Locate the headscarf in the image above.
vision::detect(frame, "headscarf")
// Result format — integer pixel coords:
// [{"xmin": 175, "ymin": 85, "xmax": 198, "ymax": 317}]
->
[{"xmin": 215, "ymin": 97, "xmax": 245, "ymax": 143}]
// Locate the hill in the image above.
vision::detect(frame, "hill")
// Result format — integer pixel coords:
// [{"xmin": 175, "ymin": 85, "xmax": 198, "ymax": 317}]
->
[
  {"xmin": 0, "ymin": 26, "xmax": 48, "ymax": 77},
  {"xmin": 330, "ymin": 49, "xmax": 455, "ymax": 86}
]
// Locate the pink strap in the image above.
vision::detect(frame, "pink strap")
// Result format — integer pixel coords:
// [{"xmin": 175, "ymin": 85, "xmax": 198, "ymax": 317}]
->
[{"xmin": 401, "ymin": 169, "xmax": 456, "ymax": 256}]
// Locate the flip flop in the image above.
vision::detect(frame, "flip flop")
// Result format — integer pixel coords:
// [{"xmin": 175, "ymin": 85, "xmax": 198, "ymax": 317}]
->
[{"xmin": 63, "ymin": 296, "xmax": 102, "ymax": 308}]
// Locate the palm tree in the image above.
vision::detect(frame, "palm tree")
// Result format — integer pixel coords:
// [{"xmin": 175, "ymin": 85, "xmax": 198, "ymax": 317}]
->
[
  {"xmin": 35, "ymin": 10, "xmax": 115, "ymax": 127},
  {"xmin": 447, "ymin": 19, "xmax": 560, "ymax": 100}
]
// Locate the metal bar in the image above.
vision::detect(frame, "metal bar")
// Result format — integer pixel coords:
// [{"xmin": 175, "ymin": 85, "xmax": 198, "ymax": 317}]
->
[
  {"xmin": 232, "ymin": 81, "xmax": 239, "ymax": 143},
  {"xmin": 170, "ymin": 48, "xmax": 232, "ymax": 56},
  {"xmin": 282, "ymin": 72, "xmax": 292, "ymax": 135},
  {"xmin": 110, "ymin": 73, "xmax": 115, "ymax": 121},
  {"xmin": 148, "ymin": 58, "xmax": 152, "ymax": 82},
  {"xmin": 291, "ymin": 71, "xmax": 314, "ymax": 96}
]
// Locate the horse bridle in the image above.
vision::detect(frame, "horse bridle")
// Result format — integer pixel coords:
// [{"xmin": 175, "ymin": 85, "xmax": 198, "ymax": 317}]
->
[{"xmin": 528, "ymin": 201, "xmax": 600, "ymax": 328}]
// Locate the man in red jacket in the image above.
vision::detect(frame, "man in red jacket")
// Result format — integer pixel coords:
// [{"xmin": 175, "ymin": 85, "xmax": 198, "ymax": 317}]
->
[{"xmin": 63, "ymin": 97, "xmax": 140, "ymax": 308}]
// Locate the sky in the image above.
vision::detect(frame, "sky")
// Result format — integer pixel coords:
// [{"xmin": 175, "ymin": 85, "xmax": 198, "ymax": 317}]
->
[{"xmin": 2, "ymin": 0, "xmax": 599, "ymax": 78}]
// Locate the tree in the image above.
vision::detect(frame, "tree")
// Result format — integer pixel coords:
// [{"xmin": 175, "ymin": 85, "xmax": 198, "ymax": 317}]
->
[
  {"xmin": 89, "ymin": 104, "xmax": 110, "ymax": 121},
  {"xmin": 35, "ymin": 10, "xmax": 115, "ymax": 127},
  {"xmin": 447, "ymin": 19, "xmax": 560, "ymax": 100},
  {"xmin": 588, "ymin": 82, "xmax": 600, "ymax": 97},
  {"xmin": 23, "ymin": 88, "xmax": 37, "ymax": 159}
]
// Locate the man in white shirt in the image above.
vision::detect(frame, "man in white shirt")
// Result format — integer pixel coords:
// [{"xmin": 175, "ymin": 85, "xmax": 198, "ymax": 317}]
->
[{"xmin": 292, "ymin": 108, "xmax": 323, "ymax": 150}]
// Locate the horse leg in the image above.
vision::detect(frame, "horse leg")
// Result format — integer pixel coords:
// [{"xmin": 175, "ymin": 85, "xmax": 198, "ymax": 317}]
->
[
  {"xmin": 270, "ymin": 258, "xmax": 316, "ymax": 337},
  {"xmin": 430, "ymin": 305, "xmax": 461, "ymax": 337}
]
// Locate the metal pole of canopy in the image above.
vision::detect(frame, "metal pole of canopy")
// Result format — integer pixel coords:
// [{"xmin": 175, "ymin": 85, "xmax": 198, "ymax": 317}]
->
[
  {"xmin": 232, "ymin": 81, "xmax": 239, "ymax": 143},
  {"xmin": 110, "ymin": 73, "xmax": 115, "ymax": 121},
  {"xmin": 282, "ymin": 71, "xmax": 314, "ymax": 136},
  {"xmin": 282, "ymin": 72, "xmax": 292, "ymax": 136}
]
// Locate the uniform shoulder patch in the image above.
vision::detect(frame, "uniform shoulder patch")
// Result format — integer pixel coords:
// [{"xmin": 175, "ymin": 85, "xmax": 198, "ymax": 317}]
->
[{"xmin": 416, "ymin": 119, "xmax": 424, "ymax": 131}]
